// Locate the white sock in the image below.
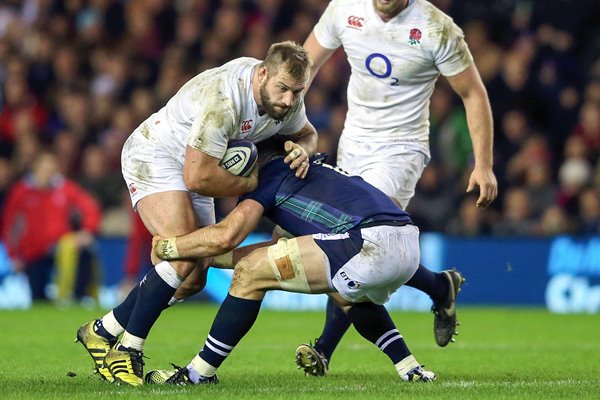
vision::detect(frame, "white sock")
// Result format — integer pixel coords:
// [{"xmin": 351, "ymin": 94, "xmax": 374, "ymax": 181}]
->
[
  {"xmin": 168, "ymin": 296, "xmax": 184, "ymax": 307},
  {"xmin": 101, "ymin": 310, "xmax": 124, "ymax": 337},
  {"xmin": 120, "ymin": 332, "xmax": 145, "ymax": 351},
  {"xmin": 189, "ymin": 354, "xmax": 217, "ymax": 379},
  {"xmin": 395, "ymin": 354, "xmax": 419, "ymax": 376},
  {"xmin": 155, "ymin": 261, "xmax": 183, "ymax": 289}
]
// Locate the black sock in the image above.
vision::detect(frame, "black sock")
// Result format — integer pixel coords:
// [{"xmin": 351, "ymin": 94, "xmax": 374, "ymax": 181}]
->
[
  {"xmin": 93, "ymin": 319, "xmax": 117, "ymax": 341},
  {"xmin": 110, "ymin": 280, "xmax": 174, "ymax": 331},
  {"xmin": 315, "ymin": 297, "xmax": 352, "ymax": 361},
  {"xmin": 125, "ymin": 267, "xmax": 178, "ymax": 339},
  {"xmin": 112, "ymin": 284, "xmax": 140, "ymax": 329},
  {"xmin": 405, "ymin": 264, "xmax": 449, "ymax": 303},
  {"xmin": 347, "ymin": 302, "xmax": 410, "ymax": 364},
  {"xmin": 199, "ymin": 294, "xmax": 262, "ymax": 368}
]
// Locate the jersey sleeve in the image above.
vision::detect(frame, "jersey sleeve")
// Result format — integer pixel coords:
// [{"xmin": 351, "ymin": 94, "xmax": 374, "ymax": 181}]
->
[
  {"xmin": 433, "ymin": 21, "xmax": 474, "ymax": 77},
  {"xmin": 187, "ymin": 95, "xmax": 237, "ymax": 160},
  {"xmin": 239, "ymin": 162, "xmax": 286, "ymax": 211},
  {"xmin": 274, "ymin": 100, "xmax": 309, "ymax": 136},
  {"xmin": 313, "ymin": 0, "xmax": 342, "ymax": 50}
]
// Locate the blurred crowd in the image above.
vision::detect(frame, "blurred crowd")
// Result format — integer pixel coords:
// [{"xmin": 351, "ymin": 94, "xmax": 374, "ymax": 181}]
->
[{"xmin": 0, "ymin": 0, "xmax": 600, "ymax": 300}]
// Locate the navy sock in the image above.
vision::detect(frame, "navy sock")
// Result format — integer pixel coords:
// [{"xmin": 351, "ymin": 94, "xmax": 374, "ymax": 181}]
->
[
  {"xmin": 93, "ymin": 319, "xmax": 117, "ymax": 342},
  {"xmin": 405, "ymin": 264, "xmax": 449, "ymax": 304},
  {"xmin": 125, "ymin": 268, "xmax": 177, "ymax": 339},
  {"xmin": 112, "ymin": 284, "xmax": 140, "ymax": 329},
  {"xmin": 111, "ymin": 281, "xmax": 173, "ymax": 330},
  {"xmin": 347, "ymin": 302, "xmax": 410, "ymax": 364},
  {"xmin": 314, "ymin": 297, "xmax": 352, "ymax": 361},
  {"xmin": 199, "ymin": 294, "xmax": 262, "ymax": 368}
]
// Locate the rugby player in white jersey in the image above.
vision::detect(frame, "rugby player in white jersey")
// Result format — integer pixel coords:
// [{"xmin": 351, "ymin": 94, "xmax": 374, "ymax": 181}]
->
[
  {"xmin": 75, "ymin": 41, "xmax": 318, "ymax": 386},
  {"xmin": 296, "ymin": 0, "xmax": 498, "ymax": 375}
]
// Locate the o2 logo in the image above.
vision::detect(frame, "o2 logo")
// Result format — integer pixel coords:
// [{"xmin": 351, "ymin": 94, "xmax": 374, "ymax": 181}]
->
[{"xmin": 365, "ymin": 53, "xmax": 399, "ymax": 86}]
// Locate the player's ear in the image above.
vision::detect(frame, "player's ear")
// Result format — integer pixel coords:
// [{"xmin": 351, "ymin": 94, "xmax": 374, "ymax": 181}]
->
[{"xmin": 258, "ymin": 66, "xmax": 268, "ymax": 84}]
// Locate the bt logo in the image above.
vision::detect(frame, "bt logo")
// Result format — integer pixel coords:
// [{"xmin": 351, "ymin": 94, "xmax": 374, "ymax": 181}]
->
[{"xmin": 340, "ymin": 271, "xmax": 360, "ymax": 289}]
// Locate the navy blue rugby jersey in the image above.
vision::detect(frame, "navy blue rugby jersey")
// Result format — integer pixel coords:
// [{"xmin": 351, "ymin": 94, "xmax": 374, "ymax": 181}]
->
[{"xmin": 239, "ymin": 155, "xmax": 412, "ymax": 237}]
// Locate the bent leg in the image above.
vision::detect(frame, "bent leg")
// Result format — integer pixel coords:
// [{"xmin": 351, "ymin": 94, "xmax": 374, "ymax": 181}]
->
[
  {"xmin": 188, "ymin": 236, "xmax": 330, "ymax": 380},
  {"xmin": 119, "ymin": 191, "xmax": 201, "ymax": 349},
  {"xmin": 229, "ymin": 236, "xmax": 330, "ymax": 300},
  {"xmin": 313, "ymin": 298, "xmax": 352, "ymax": 362}
]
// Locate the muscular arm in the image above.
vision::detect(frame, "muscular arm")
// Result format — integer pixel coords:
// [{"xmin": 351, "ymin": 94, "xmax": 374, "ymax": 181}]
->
[
  {"xmin": 155, "ymin": 199, "xmax": 264, "ymax": 260},
  {"xmin": 303, "ymin": 32, "xmax": 336, "ymax": 91},
  {"xmin": 183, "ymin": 145, "xmax": 258, "ymax": 197},
  {"xmin": 446, "ymin": 65, "xmax": 498, "ymax": 208}
]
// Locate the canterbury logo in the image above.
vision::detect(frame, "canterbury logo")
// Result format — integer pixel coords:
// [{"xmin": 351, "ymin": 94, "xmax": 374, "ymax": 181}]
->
[
  {"xmin": 241, "ymin": 119, "xmax": 253, "ymax": 132},
  {"xmin": 347, "ymin": 16, "xmax": 364, "ymax": 29}
]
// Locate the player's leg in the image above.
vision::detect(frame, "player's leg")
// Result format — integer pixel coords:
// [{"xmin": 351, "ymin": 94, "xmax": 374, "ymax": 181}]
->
[
  {"xmin": 308, "ymin": 138, "xmax": 426, "ymax": 370},
  {"xmin": 102, "ymin": 190, "xmax": 203, "ymax": 386},
  {"xmin": 329, "ymin": 224, "xmax": 433, "ymax": 381},
  {"xmin": 145, "ymin": 236, "xmax": 330, "ymax": 384},
  {"xmin": 328, "ymin": 295, "xmax": 435, "ymax": 382}
]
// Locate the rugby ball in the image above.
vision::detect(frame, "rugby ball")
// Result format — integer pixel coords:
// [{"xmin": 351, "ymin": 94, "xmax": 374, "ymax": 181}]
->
[{"xmin": 219, "ymin": 139, "xmax": 258, "ymax": 177}]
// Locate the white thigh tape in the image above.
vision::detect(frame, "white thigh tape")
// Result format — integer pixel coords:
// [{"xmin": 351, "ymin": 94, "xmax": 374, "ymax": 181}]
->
[{"xmin": 267, "ymin": 238, "xmax": 310, "ymax": 293}]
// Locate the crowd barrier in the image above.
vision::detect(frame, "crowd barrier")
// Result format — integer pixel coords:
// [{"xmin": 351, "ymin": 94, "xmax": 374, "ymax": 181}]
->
[{"xmin": 1, "ymin": 234, "xmax": 598, "ymax": 313}]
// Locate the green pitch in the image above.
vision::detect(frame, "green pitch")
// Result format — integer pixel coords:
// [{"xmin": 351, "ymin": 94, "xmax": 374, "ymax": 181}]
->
[{"xmin": 1, "ymin": 304, "xmax": 598, "ymax": 399}]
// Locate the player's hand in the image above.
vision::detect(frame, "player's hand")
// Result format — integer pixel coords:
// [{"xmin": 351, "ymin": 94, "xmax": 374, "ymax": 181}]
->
[
  {"xmin": 283, "ymin": 140, "xmax": 309, "ymax": 179},
  {"xmin": 466, "ymin": 166, "xmax": 498, "ymax": 208},
  {"xmin": 151, "ymin": 235, "xmax": 163, "ymax": 265}
]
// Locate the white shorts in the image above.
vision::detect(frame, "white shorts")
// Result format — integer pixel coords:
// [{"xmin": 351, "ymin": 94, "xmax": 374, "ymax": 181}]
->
[
  {"xmin": 337, "ymin": 135, "xmax": 430, "ymax": 209},
  {"xmin": 316, "ymin": 224, "xmax": 420, "ymax": 305},
  {"xmin": 121, "ymin": 129, "xmax": 216, "ymax": 226}
]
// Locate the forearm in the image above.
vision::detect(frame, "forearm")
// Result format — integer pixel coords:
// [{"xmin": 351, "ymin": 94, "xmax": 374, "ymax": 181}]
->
[
  {"xmin": 157, "ymin": 227, "xmax": 230, "ymax": 260},
  {"xmin": 186, "ymin": 166, "xmax": 256, "ymax": 197},
  {"xmin": 155, "ymin": 200, "xmax": 263, "ymax": 262},
  {"xmin": 291, "ymin": 122, "xmax": 318, "ymax": 156},
  {"xmin": 463, "ymin": 91, "xmax": 494, "ymax": 169}
]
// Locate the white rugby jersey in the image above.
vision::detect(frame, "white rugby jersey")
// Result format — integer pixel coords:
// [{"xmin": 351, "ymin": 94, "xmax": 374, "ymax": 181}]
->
[
  {"xmin": 314, "ymin": 0, "xmax": 473, "ymax": 143},
  {"xmin": 138, "ymin": 57, "xmax": 308, "ymax": 161}
]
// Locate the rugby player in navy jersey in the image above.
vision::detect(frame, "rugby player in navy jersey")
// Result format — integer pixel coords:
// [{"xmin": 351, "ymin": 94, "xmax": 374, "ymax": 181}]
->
[{"xmin": 141, "ymin": 139, "xmax": 459, "ymax": 384}]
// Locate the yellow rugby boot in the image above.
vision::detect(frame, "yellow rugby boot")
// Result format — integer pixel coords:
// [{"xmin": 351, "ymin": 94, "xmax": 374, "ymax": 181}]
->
[
  {"xmin": 104, "ymin": 344, "xmax": 145, "ymax": 386},
  {"xmin": 75, "ymin": 320, "xmax": 116, "ymax": 381}
]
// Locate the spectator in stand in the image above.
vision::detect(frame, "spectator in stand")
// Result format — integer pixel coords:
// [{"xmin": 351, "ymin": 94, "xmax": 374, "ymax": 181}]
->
[
  {"xmin": 536, "ymin": 205, "xmax": 572, "ymax": 236},
  {"xmin": 407, "ymin": 164, "xmax": 455, "ymax": 232},
  {"xmin": 523, "ymin": 162, "xmax": 557, "ymax": 219},
  {"xmin": 557, "ymin": 158, "xmax": 592, "ymax": 217},
  {"xmin": 446, "ymin": 195, "xmax": 491, "ymax": 237},
  {"xmin": 1, "ymin": 152, "xmax": 102, "ymax": 301},
  {"xmin": 577, "ymin": 188, "xmax": 600, "ymax": 234},
  {"xmin": 570, "ymin": 101, "xmax": 600, "ymax": 159},
  {"xmin": 0, "ymin": 57, "xmax": 48, "ymax": 143},
  {"xmin": 493, "ymin": 187, "xmax": 536, "ymax": 236}
]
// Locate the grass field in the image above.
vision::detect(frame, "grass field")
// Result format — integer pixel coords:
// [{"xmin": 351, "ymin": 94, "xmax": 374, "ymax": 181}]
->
[{"xmin": 1, "ymin": 304, "xmax": 598, "ymax": 399}]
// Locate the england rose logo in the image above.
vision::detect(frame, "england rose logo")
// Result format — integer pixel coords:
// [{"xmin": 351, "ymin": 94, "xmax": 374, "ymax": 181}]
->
[{"xmin": 409, "ymin": 28, "xmax": 422, "ymax": 45}]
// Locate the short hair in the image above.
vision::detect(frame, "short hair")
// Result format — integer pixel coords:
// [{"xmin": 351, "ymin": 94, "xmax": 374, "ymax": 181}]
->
[{"xmin": 261, "ymin": 41, "xmax": 311, "ymax": 81}]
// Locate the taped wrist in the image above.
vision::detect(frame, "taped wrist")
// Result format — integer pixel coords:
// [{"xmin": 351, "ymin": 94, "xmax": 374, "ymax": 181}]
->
[{"xmin": 157, "ymin": 238, "xmax": 179, "ymax": 260}]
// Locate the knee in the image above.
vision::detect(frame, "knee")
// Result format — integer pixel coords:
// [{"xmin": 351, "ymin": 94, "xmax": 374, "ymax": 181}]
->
[
  {"xmin": 229, "ymin": 255, "xmax": 266, "ymax": 299},
  {"xmin": 230, "ymin": 257, "xmax": 253, "ymax": 292}
]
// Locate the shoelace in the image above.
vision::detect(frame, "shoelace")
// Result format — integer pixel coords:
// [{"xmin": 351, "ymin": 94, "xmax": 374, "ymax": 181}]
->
[
  {"xmin": 165, "ymin": 364, "xmax": 190, "ymax": 384},
  {"xmin": 129, "ymin": 351, "xmax": 146, "ymax": 377}
]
